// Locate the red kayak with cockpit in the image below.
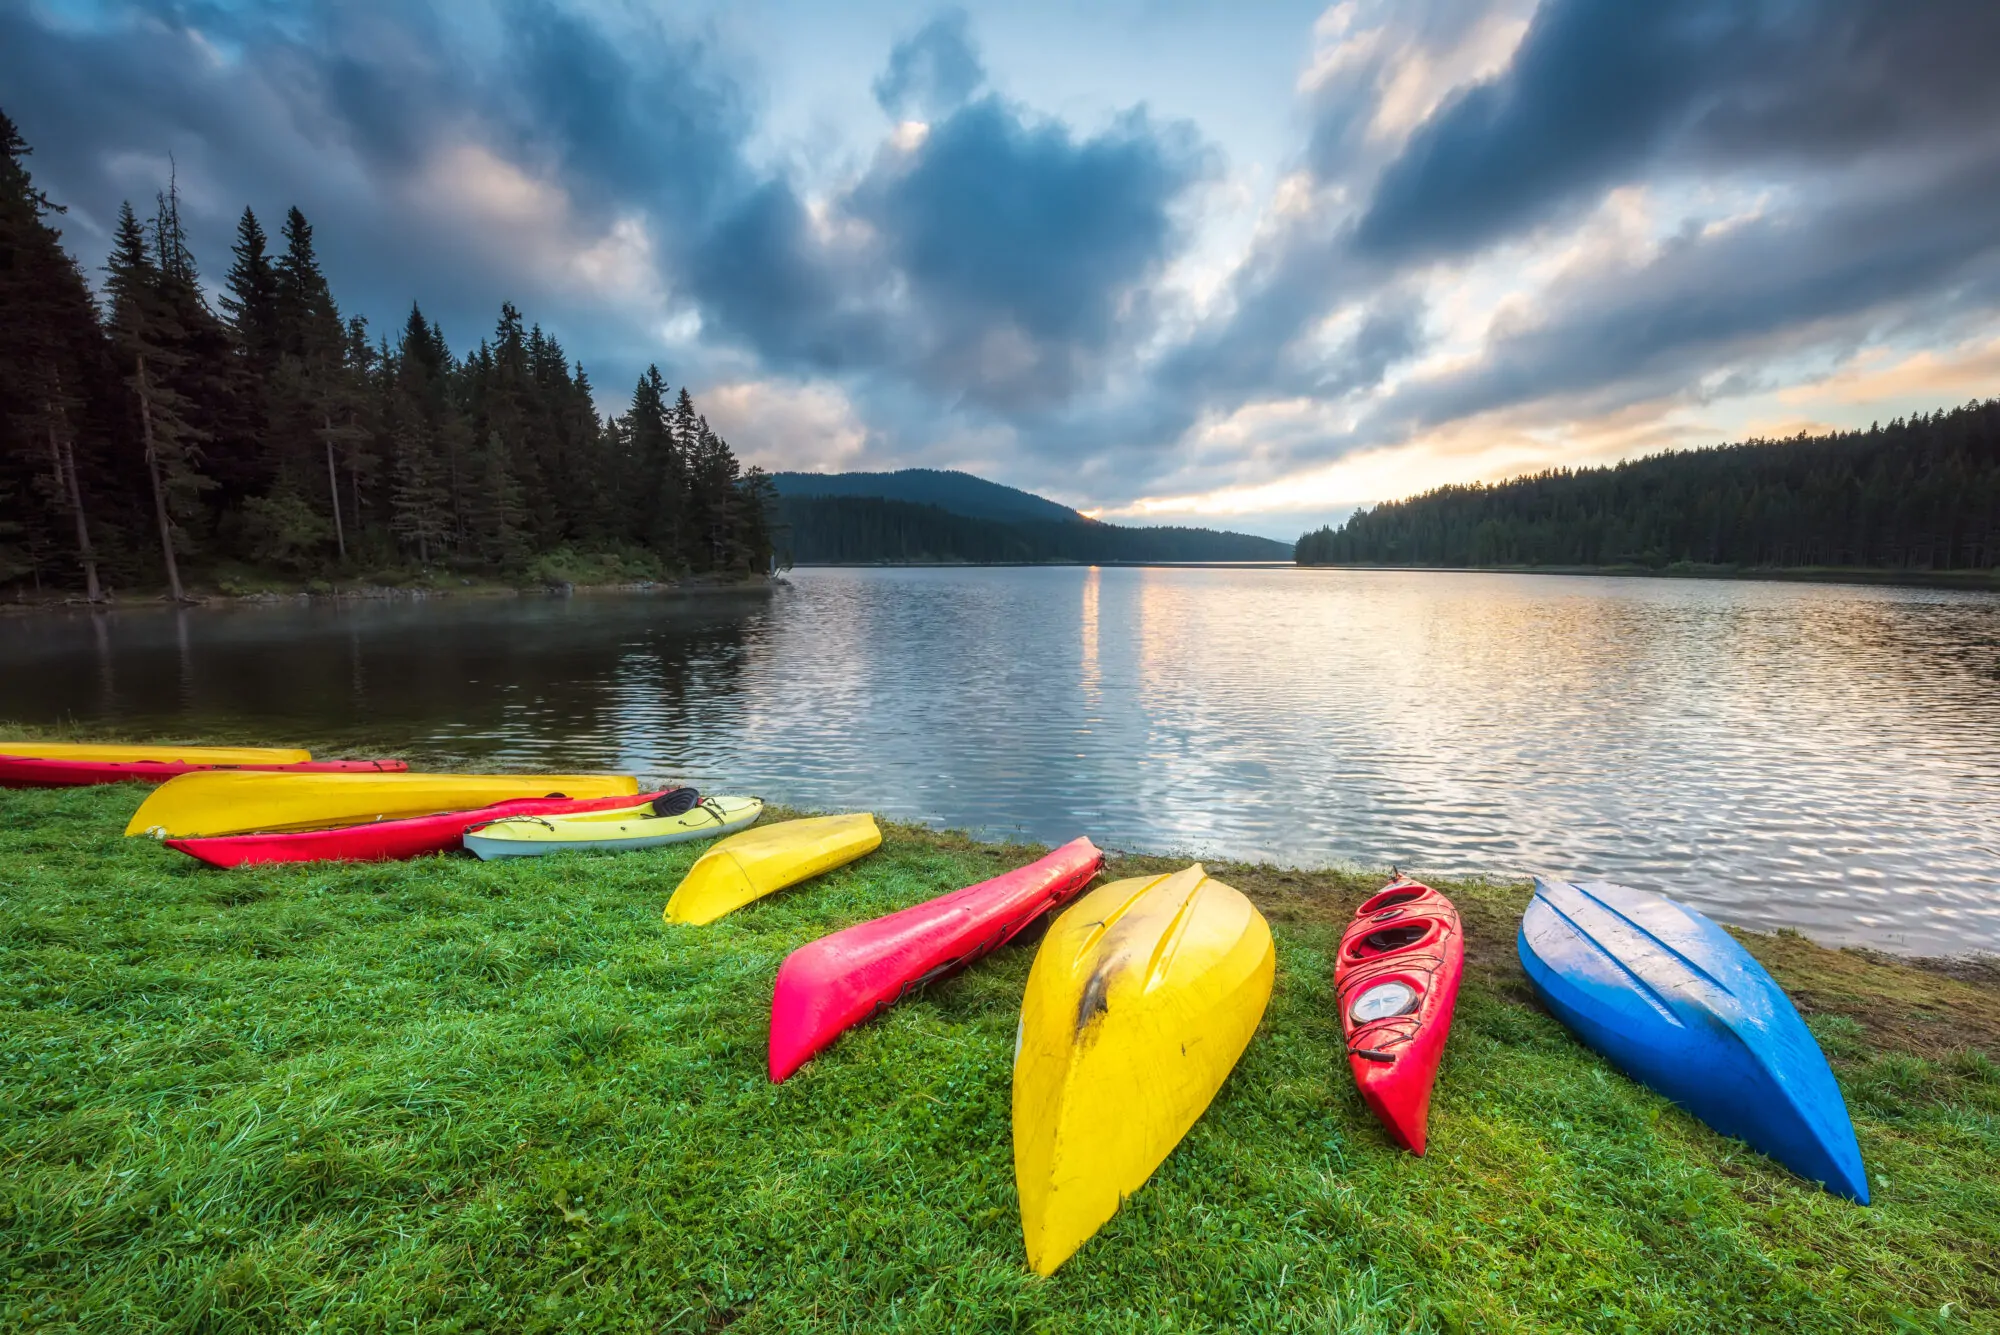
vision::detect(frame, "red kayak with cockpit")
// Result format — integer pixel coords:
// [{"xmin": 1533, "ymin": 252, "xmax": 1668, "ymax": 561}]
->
[
  {"xmin": 0, "ymin": 755, "xmax": 407, "ymax": 788},
  {"xmin": 768, "ymin": 836, "xmax": 1105, "ymax": 1082},
  {"xmin": 162, "ymin": 789, "xmax": 670, "ymax": 867},
  {"xmin": 1334, "ymin": 878, "xmax": 1464, "ymax": 1154}
]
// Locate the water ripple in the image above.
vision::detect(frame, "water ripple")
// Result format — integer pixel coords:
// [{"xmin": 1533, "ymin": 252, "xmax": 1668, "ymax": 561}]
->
[{"xmin": 3, "ymin": 566, "xmax": 1998, "ymax": 954}]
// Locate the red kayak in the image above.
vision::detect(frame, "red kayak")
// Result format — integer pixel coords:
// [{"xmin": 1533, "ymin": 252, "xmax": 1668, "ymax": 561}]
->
[
  {"xmin": 769, "ymin": 836, "xmax": 1104, "ymax": 1082},
  {"xmin": 0, "ymin": 756, "xmax": 408, "ymax": 788},
  {"xmin": 163, "ymin": 790, "xmax": 669, "ymax": 867},
  {"xmin": 1334, "ymin": 879, "xmax": 1464, "ymax": 1155}
]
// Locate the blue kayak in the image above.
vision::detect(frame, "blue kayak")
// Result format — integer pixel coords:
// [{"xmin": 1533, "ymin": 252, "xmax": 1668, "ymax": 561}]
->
[{"xmin": 1519, "ymin": 877, "xmax": 1868, "ymax": 1202}]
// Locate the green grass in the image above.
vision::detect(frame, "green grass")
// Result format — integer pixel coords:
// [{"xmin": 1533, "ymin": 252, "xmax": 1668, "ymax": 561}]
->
[{"xmin": 1, "ymin": 785, "xmax": 1996, "ymax": 1333}]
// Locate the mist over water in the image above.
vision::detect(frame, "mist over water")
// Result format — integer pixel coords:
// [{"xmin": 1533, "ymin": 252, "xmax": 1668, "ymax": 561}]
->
[{"xmin": 4, "ymin": 565, "xmax": 1998, "ymax": 954}]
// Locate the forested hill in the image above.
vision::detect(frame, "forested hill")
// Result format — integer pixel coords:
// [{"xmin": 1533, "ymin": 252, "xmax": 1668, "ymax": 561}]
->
[
  {"xmin": 1297, "ymin": 401, "xmax": 2000, "ymax": 572},
  {"xmin": 0, "ymin": 109, "xmax": 774, "ymax": 599},
  {"xmin": 771, "ymin": 468, "xmax": 1083, "ymax": 525},
  {"xmin": 779, "ymin": 496, "xmax": 1293, "ymax": 564}
]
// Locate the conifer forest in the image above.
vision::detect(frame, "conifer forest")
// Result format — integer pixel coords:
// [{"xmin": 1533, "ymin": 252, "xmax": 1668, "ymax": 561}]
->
[
  {"xmin": 0, "ymin": 111, "xmax": 776, "ymax": 600},
  {"xmin": 1296, "ymin": 401, "xmax": 2000, "ymax": 573}
]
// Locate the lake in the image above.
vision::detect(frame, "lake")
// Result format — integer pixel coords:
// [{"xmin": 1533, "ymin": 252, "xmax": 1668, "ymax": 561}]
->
[{"xmin": 4, "ymin": 565, "xmax": 1998, "ymax": 955}]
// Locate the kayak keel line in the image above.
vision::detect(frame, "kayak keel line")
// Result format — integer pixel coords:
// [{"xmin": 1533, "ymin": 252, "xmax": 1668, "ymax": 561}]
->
[{"xmin": 1519, "ymin": 876, "xmax": 1869, "ymax": 1203}]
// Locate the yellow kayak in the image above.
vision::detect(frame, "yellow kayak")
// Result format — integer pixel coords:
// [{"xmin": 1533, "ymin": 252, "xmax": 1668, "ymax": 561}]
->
[
  {"xmin": 1013, "ymin": 864, "xmax": 1275, "ymax": 1276},
  {"xmin": 465, "ymin": 795, "xmax": 764, "ymax": 860},
  {"xmin": 1, "ymin": 741, "xmax": 310, "ymax": 764},
  {"xmin": 663, "ymin": 813, "xmax": 880, "ymax": 925},
  {"xmin": 124, "ymin": 770, "xmax": 640, "ymax": 838}
]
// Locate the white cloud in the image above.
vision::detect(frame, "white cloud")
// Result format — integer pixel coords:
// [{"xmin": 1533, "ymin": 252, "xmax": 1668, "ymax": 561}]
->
[
  {"xmin": 702, "ymin": 378, "xmax": 873, "ymax": 473},
  {"xmin": 408, "ymin": 141, "xmax": 665, "ymax": 309}
]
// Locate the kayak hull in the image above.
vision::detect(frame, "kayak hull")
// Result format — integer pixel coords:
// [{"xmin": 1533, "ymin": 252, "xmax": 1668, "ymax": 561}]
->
[
  {"xmin": 0, "ymin": 755, "xmax": 406, "ymax": 788},
  {"xmin": 769, "ymin": 837, "xmax": 1104, "ymax": 1082},
  {"xmin": 1335, "ymin": 880, "xmax": 1464, "ymax": 1155},
  {"xmin": 125, "ymin": 770, "xmax": 641, "ymax": 839},
  {"xmin": 1013, "ymin": 864, "xmax": 1274, "ymax": 1276},
  {"xmin": 664, "ymin": 814, "xmax": 881, "ymax": 926},
  {"xmin": 1519, "ymin": 876, "xmax": 1868, "ymax": 1202},
  {"xmin": 164, "ymin": 791, "xmax": 671, "ymax": 867},
  {"xmin": 464, "ymin": 796, "xmax": 763, "ymax": 860},
  {"xmin": 0, "ymin": 741, "xmax": 310, "ymax": 764}
]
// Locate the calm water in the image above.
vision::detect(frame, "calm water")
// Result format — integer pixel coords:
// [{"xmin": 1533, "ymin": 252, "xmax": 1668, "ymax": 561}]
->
[{"xmin": 4, "ymin": 566, "xmax": 1998, "ymax": 954}]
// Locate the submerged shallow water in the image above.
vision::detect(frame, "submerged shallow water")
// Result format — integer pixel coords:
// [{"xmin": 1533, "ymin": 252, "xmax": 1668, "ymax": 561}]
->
[{"xmin": 4, "ymin": 565, "xmax": 1998, "ymax": 954}]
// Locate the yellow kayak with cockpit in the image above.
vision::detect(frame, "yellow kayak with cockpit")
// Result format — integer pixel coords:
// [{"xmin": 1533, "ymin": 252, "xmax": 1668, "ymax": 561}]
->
[
  {"xmin": 464, "ymin": 794, "xmax": 763, "ymax": 859},
  {"xmin": 124, "ymin": 770, "xmax": 640, "ymax": 838}
]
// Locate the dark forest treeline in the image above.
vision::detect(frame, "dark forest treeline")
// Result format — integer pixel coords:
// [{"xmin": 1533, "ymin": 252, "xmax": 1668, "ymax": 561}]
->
[
  {"xmin": 1297, "ymin": 401, "xmax": 2000, "ymax": 571},
  {"xmin": 0, "ymin": 110, "xmax": 773, "ymax": 599},
  {"xmin": 779, "ymin": 495, "xmax": 1294, "ymax": 564}
]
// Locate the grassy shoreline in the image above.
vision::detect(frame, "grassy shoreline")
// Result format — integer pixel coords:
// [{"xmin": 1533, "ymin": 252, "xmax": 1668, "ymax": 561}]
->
[
  {"xmin": 2, "ymin": 784, "xmax": 1996, "ymax": 1332},
  {"xmin": 1, "ymin": 568, "xmax": 775, "ymax": 616}
]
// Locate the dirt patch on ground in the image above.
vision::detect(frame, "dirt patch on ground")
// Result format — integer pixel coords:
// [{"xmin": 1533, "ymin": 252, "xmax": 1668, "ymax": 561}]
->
[{"xmin": 1738, "ymin": 930, "xmax": 2000, "ymax": 1060}]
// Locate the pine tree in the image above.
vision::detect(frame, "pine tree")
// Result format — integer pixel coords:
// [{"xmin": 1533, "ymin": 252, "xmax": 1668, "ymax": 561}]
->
[
  {"xmin": 333, "ymin": 316, "xmax": 379, "ymax": 546},
  {"xmin": 220, "ymin": 207, "xmax": 279, "ymax": 365},
  {"xmin": 266, "ymin": 206, "xmax": 351, "ymax": 557},
  {"xmin": 389, "ymin": 422, "xmax": 450, "ymax": 564},
  {"xmin": 106, "ymin": 195, "xmax": 210, "ymax": 600},
  {"xmin": 274, "ymin": 207, "xmax": 340, "ymax": 360},
  {"xmin": 620, "ymin": 366, "xmax": 680, "ymax": 560},
  {"xmin": 736, "ymin": 466, "xmax": 778, "ymax": 572},
  {"xmin": 688, "ymin": 415, "xmax": 742, "ymax": 570},
  {"xmin": 0, "ymin": 108, "xmax": 107, "ymax": 599}
]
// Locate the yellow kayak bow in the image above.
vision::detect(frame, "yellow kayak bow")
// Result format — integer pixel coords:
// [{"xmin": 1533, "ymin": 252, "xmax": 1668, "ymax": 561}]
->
[
  {"xmin": 1013, "ymin": 864, "xmax": 1275, "ymax": 1275},
  {"xmin": 663, "ymin": 813, "xmax": 881, "ymax": 925},
  {"xmin": 124, "ymin": 770, "xmax": 640, "ymax": 838}
]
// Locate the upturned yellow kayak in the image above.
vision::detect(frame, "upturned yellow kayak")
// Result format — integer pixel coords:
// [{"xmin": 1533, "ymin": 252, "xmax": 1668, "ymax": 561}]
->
[
  {"xmin": 1013, "ymin": 864, "xmax": 1274, "ymax": 1276},
  {"xmin": 663, "ymin": 814, "xmax": 880, "ymax": 925},
  {"xmin": 124, "ymin": 771, "xmax": 640, "ymax": 838},
  {"xmin": 465, "ymin": 795, "xmax": 764, "ymax": 860},
  {"xmin": 2, "ymin": 741, "xmax": 310, "ymax": 764}
]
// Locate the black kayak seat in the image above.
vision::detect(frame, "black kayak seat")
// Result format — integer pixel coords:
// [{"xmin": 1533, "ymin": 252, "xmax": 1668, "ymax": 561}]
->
[{"xmin": 649, "ymin": 788, "xmax": 700, "ymax": 818}]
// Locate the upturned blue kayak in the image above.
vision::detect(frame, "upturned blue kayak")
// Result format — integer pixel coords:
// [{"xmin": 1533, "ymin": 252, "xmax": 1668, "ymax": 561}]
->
[{"xmin": 1519, "ymin": 877, "xmax": 1868, "ymax": 1202}]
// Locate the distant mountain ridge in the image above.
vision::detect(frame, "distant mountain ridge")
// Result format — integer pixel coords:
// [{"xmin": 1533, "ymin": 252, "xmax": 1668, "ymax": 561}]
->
[
  {"xmin": 767, "ymin": 468, "xmax": 1292, "ymax": 564},
  {"xmin": 770, "ymin": 468, "xmax": 1085, "ymax": 526}
]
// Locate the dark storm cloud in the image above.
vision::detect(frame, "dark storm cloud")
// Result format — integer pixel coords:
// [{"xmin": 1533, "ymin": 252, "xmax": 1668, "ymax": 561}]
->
[
  {"xmin": 850, "ymin": 98, "xmax": 1211, "ymax": 406},
  {"xmin": 680, "ymin": 8, "xmax": 1212, "ymax": 412},
  {"xmin": 1353, "ymin": 0, "xmax": 2000, "ymax": 262},
  {"xmin": 496, "ymin": 0, "xmax": 750, "ymax": 219},
  {"xmin": 0, "ymin": 0, "xmax": 757, "ymax": 380},
  {"xmin": 1352, "ymin": 3, "xmax": 1753, "ymax": 260},
  {"xmin": 1387, "ymin": 148, "xmax": 2000, "ymax": 435},
  {"xmin": 685, "ymin": 179, "xmax": 889, "ymax": 373},
  {"xmin": 872, "ymin": 8, "xmax": 986, "ymax": 121}
]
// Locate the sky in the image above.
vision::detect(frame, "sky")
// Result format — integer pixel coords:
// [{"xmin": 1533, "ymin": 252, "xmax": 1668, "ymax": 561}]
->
[{"xmin": 6, "ymin": 1, "xmax": 1999, "ymax": 540}]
